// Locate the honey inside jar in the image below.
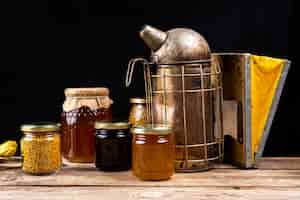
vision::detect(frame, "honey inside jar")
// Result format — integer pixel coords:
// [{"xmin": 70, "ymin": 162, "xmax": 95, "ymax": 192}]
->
[
  {"xmin": 131, "ymin": 125, "xmax": 175, "ymax": 181},
  {"xmin": 61, "ymin": 88, "xmax": 113, "ymax": 163},
  {"xmin": 129, "ymin": 97, "xmax": 146, "ymax": 127}
]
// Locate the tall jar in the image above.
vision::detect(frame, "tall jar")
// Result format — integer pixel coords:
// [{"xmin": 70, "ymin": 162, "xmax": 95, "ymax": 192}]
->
[
  {"xmin": 129, "ymin": 98, "xmax": 146, "ymax": 127},
  {"xmin": 61, "ymin": 88, "xmax": 113, "ymax": 163},
  {"xmin": 131, "ymin": 125, "xmax": 175, "ymax": 181},
  {"xmin": 20, "ymin": 123, "xmax": 61, "ymax": 175}
]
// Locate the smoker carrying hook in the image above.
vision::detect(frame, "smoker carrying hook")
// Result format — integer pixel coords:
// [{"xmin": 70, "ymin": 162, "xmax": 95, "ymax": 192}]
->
[{"xmin": 125, "ymin": 58, "xmax": 149, "ymax": 87}]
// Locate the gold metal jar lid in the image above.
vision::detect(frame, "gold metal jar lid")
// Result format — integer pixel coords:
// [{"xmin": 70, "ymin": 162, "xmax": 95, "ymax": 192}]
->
[
  {"xmin": 130, "ymin": 97, "xmax": 146, "ymax": 104},
  {"xmin": 21, "ymin": 122, "xmax": 60, "ymax": 133},
  {"xmin": 95, "ymin": 121, "xmax": 130, "ymax": 130},
  {"xmin": 131, "ymin": 124, "xmax": 172, "ymax": 135},
  {"xmin": 65, "ymin": 87, "xmax": 109, "ymax": 97}
]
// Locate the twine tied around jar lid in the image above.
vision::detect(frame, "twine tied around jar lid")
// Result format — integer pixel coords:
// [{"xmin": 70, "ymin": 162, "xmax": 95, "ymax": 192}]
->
[
  {"xmin": 63, "ymin": 87, "xmax": 113, "ymax": 112},
  {"xmin": 64, "ymin": 88, "xmax": 109, "ymax": 97}
]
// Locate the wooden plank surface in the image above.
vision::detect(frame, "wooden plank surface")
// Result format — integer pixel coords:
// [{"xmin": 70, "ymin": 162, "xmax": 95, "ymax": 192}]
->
[
  {"xmin": 1, "ymin": 157, "xmax": 300, "ymax": 199},
  {"xmin": 1, "ymin": 167, "xmax": 300, "ymax": 188},
  {"xmin": 1, "ymin": 187, "xmax": 300, "ymax": 200},
  {"xmin": 256, "ymin": 157, "xmax": 300, "ymax": 170}
]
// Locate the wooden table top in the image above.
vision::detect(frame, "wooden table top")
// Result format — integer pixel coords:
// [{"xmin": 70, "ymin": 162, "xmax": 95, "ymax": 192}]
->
[{"xmin": 1, "ymin": 157, "xmax": 300, "ymax": 200}]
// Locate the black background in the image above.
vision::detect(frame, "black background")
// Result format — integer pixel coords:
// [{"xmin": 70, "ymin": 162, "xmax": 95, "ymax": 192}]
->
[{"xmin": 1, "ymin": 0, "xmax": 298, "ymax": 156}]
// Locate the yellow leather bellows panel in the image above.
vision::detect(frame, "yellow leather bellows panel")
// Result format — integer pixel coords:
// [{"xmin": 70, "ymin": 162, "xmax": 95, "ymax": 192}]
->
[{"xmin": 250, "ymin": 55, "xmax": 285, "ymax": 158}]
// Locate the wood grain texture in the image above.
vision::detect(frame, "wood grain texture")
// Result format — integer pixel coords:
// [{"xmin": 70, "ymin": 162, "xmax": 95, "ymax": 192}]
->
[
  {"xmin": 257, "ymin": 157, "xmax": 300, "ymax": 170},
  {"xmin": 1, "ymin": 167, "xmax": 300, "ymax": 188},
  {"xmin": 0, "ymin": 157, "xmax": 300, "ymax": 199},
  {"xmin": 1, "ymin": 187, "xmax": 300, "ymax": 200}
]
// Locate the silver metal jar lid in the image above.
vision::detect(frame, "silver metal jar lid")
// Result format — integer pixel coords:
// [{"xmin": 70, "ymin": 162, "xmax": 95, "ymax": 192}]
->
[{"xmin": 131, "ymin": 124, "xmax": 172, "ymax": 135}]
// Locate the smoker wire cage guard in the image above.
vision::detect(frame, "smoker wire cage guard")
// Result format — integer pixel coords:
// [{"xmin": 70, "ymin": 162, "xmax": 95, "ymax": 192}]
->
[{"xmin": 126, "ymin": 58, "xmax": 224, "ymax": 172}]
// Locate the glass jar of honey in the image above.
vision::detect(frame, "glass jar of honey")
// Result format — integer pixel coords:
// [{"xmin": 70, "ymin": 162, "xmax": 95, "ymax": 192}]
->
[
  {"xmin": 129, "ymin": 98, "xmax": 146, "ymax": 127},
  {"xmin": 131, "ymin": 124, "xmax": 175, "ymax": 181},
  {"xmin": 20, "ymin": 122, "xmax": 61, "ymax": 175},
  {"xmin": 95, "ymin": 122, "xmax": 131, "ymax": 171},
  {"xmin": 61, "ymin": 88, "xmax": 113, "ymax": 163}
]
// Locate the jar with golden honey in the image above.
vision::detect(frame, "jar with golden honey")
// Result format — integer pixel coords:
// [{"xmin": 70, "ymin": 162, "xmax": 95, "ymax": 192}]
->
[
  {"xmin": 61, "ymin": 88, "xmax": 113, "ymax": 163},
  {"xmin": 129, "ymin": 97, "xmax": 146, "ymax": 127},
  {"xmin": 131, "ymin": 125, "xmax": 175, "ymax": 181},
  {"xmin": 20, "ymin": 123, "xmax": 61, "ymax": 175}
]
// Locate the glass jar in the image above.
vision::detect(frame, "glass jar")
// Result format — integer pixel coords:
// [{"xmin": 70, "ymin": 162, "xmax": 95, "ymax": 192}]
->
[
  {"xmin": 95, "ymin": 122, "xmax": 131, "ymax": 171},
  {"xmin": 129, "ymin": 98, "xmax": 146, "ymax": 127},
  {"xmin": 131, "ymin": 125, "xmax": 175, "ymax": 181},
  {"xmin": 20, "ymin": 122, "xmax": 61, "ymax": 175},
  {"xmin": 61, "ymin": 88, "xmax": 113, "ymax": 163}
]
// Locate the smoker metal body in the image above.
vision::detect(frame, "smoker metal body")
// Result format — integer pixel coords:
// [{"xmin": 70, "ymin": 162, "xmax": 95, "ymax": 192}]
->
[
  {"xmin": 214, "ymin": 53, "xmax": 291, "ymax": 168},
  {"xmin": 143, "ymin": 59, "xmax": 224, "ymax": 172}
]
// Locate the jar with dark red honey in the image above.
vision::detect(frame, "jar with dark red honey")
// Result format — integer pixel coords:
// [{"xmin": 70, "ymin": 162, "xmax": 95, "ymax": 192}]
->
[
  {"xmin": 95, "ymin": 122, "xmax": 131, "ymax": 171},
  {"xmin": 61, "ymin": 88, "xmax": 113, "ymax": 163}
]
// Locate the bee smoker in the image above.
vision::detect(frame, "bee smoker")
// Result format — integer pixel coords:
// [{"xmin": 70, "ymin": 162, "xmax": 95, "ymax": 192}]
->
[{"xmin": 126, "ymin": 25, "xmax": 223, "ymax": 172}]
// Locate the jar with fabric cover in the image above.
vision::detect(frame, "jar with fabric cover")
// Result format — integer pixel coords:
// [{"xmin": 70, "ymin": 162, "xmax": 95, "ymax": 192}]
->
[{"xmin": 61, "ymin": 88, "xmax": 113, "ymax": 163}]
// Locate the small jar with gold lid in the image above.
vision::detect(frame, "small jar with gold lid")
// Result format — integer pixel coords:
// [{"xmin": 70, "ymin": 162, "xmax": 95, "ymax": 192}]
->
[
  {"xmin": 131, "ymin": 124, "xmax": 175, "ymax": 181},
  {"xmin": 129, "ymin": 97, "xmax": 146, "ymax": 127},
  {"xmin": 95, "ymin": 121, "xmax": 131, "ymax": 171},
  {"xmin": 20, "ymin": 122, "xmax": 61, "ymax": 175}
]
